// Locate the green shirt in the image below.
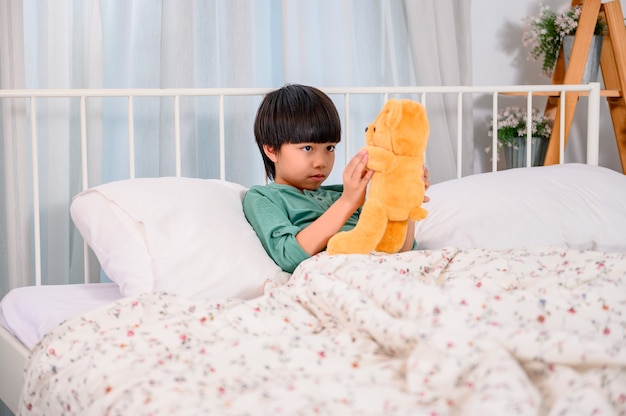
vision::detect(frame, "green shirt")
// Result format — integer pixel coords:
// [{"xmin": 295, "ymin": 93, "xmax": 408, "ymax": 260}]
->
[{"xmin": 242, "ymin": 183, "xmax": 361, "ymax": 273}]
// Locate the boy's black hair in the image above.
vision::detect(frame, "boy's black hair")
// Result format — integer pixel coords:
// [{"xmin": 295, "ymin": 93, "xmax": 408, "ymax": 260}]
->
[{"xmin": 253, "ymin": 84, "xmax": 341, "ymax": 180}]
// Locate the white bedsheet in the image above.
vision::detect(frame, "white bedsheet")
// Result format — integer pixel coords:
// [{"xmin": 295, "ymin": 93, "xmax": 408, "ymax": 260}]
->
[
  {"xmin": 19, "ymin": 247, "xmax": 626, "ymax": 415},
  {"xmin": 0, "ymin": 283, "xmax": 123, "ymax": 350}
]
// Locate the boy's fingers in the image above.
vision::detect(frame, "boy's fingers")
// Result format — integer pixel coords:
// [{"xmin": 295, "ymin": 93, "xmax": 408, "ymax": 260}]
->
[{"xmin": 346, "ymin": 151, "xmax": 368, "ymax": 178}]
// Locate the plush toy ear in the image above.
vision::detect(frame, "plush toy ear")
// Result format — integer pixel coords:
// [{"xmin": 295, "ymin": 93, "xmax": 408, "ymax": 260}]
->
[{"xmin": 384, "ymin": 99, "xmax": 404, "ymax": 130}]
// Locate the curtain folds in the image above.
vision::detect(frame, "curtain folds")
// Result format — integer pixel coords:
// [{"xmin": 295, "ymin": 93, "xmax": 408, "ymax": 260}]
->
[
  {"xmin": 0, "ymin": 0, "xmax": 30, "ymax": 296},
  {"xmin": 0, "ymin": 0, "xmax": 472, "ymax": 296},
  {"xmin": 403, "ymin": 0, "xmax": 474, "ymax": 180}
]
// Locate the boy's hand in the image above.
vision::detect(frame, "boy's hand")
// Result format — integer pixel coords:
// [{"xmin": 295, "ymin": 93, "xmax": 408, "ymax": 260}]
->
[{"xmin": 342, "ymin": 150, "xmax": 374, "ymax": 209}]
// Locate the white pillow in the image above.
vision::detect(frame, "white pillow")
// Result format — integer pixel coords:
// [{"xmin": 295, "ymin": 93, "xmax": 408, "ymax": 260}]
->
[
  {"xmin": 70, "ymin": 177, "xmax": 290, "ymax": 300},
  {"xmin": 415, "ymin": 163, "xmax": 626, "ymax": 252}
]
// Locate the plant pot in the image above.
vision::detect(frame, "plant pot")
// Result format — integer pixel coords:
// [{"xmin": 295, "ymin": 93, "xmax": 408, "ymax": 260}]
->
[
  {"xmin": 562, "ymin": 35, "xmax": 604, "ymax": 84},
  {"xmin": 503, "ymin": 136, "xmax": 549, "ymax": 169}
]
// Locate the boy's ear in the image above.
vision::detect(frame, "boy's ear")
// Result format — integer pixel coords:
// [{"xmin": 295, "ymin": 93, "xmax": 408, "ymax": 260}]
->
[{"xmin": 263, "ymin": 144, "xmax": 278, "ymax": 162}]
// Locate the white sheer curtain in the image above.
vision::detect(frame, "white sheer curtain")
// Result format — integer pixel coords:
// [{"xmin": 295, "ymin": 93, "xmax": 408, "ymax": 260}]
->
[
  {"xmin": 0, "ymin": 0, "xmax": 471, "ymax": 297},
  {"xmin": 0, "ymin": 0, "xmax": 29, "ymax": 298}
]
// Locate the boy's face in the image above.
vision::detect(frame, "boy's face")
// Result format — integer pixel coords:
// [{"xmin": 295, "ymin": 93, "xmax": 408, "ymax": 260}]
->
[{"xmin": 264, "ymin": 142, "xmax": 336, "ymax": 191}]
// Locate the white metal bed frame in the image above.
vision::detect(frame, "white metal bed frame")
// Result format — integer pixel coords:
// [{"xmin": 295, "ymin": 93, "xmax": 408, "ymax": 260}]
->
[{"xmin": 0, "ymin": 83, "xmax": 601, "ymax": 414}]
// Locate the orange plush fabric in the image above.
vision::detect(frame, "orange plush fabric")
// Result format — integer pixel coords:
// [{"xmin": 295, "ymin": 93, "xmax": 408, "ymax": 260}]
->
[{"xmin": 327, "ymin": 99, "xmax": 429, "ymax": 255}]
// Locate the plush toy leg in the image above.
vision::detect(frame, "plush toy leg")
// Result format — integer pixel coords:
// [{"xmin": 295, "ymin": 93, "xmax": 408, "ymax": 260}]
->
[
  {"xmin": 376, "ymin": 220, "xmax": 408, "ymax": 253},
  {"xmin": 326, "ymin": 199, "xmax": 388, "ymax": 255}
]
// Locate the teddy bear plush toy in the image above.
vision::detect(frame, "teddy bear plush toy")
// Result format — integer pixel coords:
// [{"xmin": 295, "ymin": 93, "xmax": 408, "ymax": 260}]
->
[{"xmin": 327, "ymin": 98, "xmax": 429, "ymax": 255}]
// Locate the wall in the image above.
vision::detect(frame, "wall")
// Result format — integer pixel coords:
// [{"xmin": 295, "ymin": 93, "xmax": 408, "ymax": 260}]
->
[{"xmin": 471, "ymin": 0, "xmax": 625, "ymax": 173}]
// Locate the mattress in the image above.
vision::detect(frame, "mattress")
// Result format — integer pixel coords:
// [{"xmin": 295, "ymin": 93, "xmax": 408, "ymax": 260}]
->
[{"xmin": 0, "ymin": 283, "xmax": 123, "ymax": 350}]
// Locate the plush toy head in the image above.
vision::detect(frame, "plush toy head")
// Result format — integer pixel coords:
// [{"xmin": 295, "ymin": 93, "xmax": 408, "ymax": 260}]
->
[{"xmin": 327, "ymin": 99, "xmax": 429, "ymax": 255}]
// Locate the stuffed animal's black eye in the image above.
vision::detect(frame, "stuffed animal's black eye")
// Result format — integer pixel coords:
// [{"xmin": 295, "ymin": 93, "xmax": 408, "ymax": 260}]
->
[{"xmin": 364, "ymin": 127, "xmax": 368, "ymax": 132}]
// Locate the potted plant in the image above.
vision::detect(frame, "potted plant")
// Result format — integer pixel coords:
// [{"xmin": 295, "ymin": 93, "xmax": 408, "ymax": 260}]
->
[
  {"xmin": 488, "ymin": 106, "xmax": 553, "ymax": 169},
  {"xmin": 522, "ymin": 4, "xmax": 607, "ymax": 78}
]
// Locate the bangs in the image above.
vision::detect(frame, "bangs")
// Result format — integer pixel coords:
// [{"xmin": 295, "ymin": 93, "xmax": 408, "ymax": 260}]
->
[{"xmin": 283, "ymin": 106, "xmax": 342, "ymax": 144}]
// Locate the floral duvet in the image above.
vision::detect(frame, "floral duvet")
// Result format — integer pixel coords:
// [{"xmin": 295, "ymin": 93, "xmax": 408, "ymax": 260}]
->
[{"xmin": 20, "ymin": 247, "xmax": 626, "ymax": 415}]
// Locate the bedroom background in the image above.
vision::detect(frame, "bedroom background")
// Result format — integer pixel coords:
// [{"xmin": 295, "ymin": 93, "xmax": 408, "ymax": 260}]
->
[{"xmin": 0, "ymin": 5, "xmax": 623, "ymax": 410}]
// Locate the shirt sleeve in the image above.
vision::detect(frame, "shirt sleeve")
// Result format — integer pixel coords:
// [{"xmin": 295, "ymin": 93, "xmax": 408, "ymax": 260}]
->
[{"xmin": 242, "ymin": 188, "xmax": 311, "ymax": 274}]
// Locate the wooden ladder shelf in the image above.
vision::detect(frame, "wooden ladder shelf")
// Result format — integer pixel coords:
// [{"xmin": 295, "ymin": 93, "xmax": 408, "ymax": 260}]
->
[{"xmin": 543, "ymin": 0, "xmax": 626, "ymax": 173}]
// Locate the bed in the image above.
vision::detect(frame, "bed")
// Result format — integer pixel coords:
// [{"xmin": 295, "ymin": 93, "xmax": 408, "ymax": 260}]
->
[{"xmin": 1, "ymin": 84, "xmax": 626, "ymax": 415}]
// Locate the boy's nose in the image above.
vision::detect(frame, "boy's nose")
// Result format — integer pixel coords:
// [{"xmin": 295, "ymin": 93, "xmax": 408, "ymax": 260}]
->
[{"xmin": 313, "ymin": 155, "xmax": 327, "ymax": 168}]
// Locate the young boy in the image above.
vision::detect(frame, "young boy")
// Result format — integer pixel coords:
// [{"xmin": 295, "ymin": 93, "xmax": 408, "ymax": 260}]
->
[{"xmin": 243, "ymin": 84, "xmax": 429, "ymax": 273}]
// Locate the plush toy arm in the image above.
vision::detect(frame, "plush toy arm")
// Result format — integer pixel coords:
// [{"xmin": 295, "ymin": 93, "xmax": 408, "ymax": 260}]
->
[
  {"xmin": 363, "ymin": 145, "xmax": 394, "ymax": 172},
  {"xmin": 409, "ymin": 205, "xmax": 429, "ymax": 221}
]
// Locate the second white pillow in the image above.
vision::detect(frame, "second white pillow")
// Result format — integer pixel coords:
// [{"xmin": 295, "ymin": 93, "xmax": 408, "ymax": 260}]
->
[{"xmin": 415, "ymin": 164, "xmax": 626, "ymax": 252}]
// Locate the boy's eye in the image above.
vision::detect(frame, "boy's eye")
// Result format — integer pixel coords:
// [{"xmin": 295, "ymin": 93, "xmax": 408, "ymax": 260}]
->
[
  {"xmin": 302, "ymin": 145, "xmax": 313, "ymax": 152},
  {"xmin": 326, "ymin": 145, "xmax": 336, "ymax": 152}
]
